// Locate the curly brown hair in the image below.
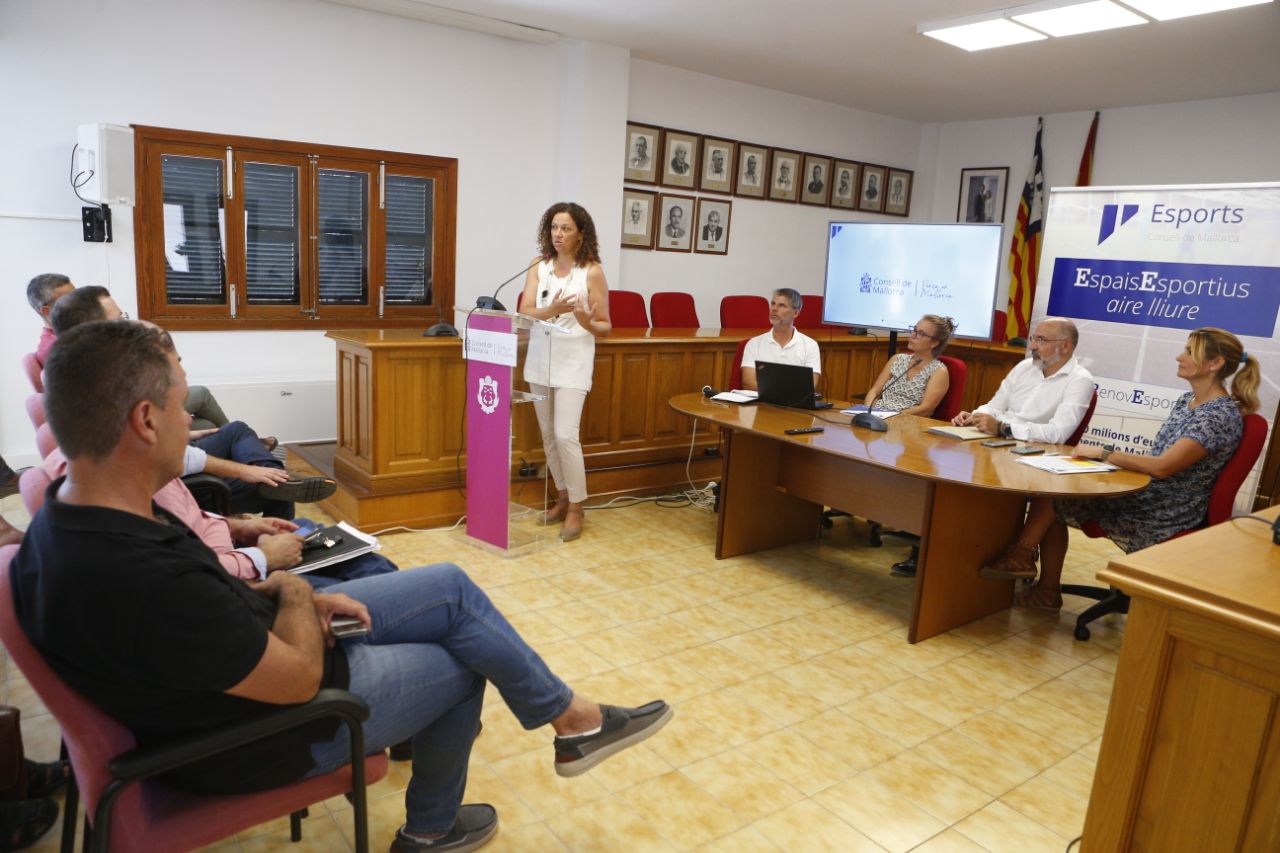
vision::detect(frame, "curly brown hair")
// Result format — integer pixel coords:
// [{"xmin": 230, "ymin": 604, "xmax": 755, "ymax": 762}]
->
[{"xmin": 536, "ymin": 202, "xmax": 601, "ymax": 267}]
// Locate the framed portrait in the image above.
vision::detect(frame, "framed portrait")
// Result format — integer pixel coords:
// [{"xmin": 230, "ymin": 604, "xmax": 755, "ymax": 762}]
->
[
  {"xmin": 884, "ymin": 168, "xmax": 914, "ymax": 217},
  {"xmin": 829, "ymin": 160, "xmax": 860, "ymax": 210},
  {"xmin": 734, "ymin": 143, "xmax": 769, "ymax": 198},
  {"xmin": 699, "ymin": 137, "xmax": 736, "ymax": 194},
  {"xmin": 620, "ymin": 188, "xmax": 658, "ymax": 249},
  {"xmin": 655, "ymin": 193, "xmax": 695, "ymax": 253},
  {"xmin": 858, "ymin": 163, "xmax": 887, "ymax": 213},
  {"xmin": 660, "ymin": 129, "xmax": 700, "ymax": 189},
  {"xmin": 694, "ymin": 197, "xmax": 732, "ymax": 255},
  {"xmin": 799, "ymin": 154, "xmax": 833, "ymax": 206},
  {"xmin": 768, "ymin": 148, "xmax": 801, "ymax": 203},
  {"xmin": 623, "ymin": 122, "xmax": 661, "ymax": 184},
  {"xmin": 957, "ymin": 167, "xmax": 1009, "ymax": 223}
]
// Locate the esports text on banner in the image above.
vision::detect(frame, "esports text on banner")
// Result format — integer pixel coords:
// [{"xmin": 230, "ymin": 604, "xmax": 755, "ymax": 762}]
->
[{"xmin": 1046, "ymin": 257, "xmax": 1280, "ymax": 337}]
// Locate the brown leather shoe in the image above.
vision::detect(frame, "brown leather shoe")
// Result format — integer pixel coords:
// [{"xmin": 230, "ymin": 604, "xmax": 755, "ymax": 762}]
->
[{"xmin": 978, "ymin": 543, "xmax": 1039, "ymax": 580}]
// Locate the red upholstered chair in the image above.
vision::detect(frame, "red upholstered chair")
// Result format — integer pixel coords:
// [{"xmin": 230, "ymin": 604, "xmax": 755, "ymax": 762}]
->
[
  {"xmin": 35, "ymin": 423, "xmax": 57, "ymax": 460},
  {"xmin": 0, "ymin": 547, "xmax": 388, "ymax": 852},
  {"xmin": 608, "ymin": 290, "xmax": 649, "ymax": 328},
  {"xmin": 795, "ymin": 295, "xmax": 825, "ymax": 330},
  {"xmin": 25, "ymin": 394, "xmax": 46, "ymax": 430},
  {"xmin": 649, "ymin": 292, "xmax": 700, "ymax": 328},
  {"xmin": 1066, "ymin": 391, "xmax": 1098, "ymax": 446},
  {"xmin": 992, "ymin": 309, "xmax": 1008, "ymax": 343},
  {"xmin": 728, "ymin": 338, "xmax": 751, "ymax": 390},
  {"xmin": 19, "ymin": 467, "xmax": 52, "ymax": 516},
  {"xmin": 1064, "ymin": 411, "xmax": 1268, "ymax": 640},
  {"xmin": 22, "ymin": 352, "xmax": 44, "ymax": 393},
  {"xmin": 719, "ymin": 295, "xmax": 769, "ymax": 328},
  {"xmin": 932, "ymin": 357, "xmax": 967, "ymax": 422}
]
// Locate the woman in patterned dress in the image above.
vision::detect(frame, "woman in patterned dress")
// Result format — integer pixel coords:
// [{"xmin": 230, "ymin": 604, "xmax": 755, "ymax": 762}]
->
[
  {"xmin": 983, "ymin": 327, "xmax": 1261, "ymax": 610},
  {"xmin": 861, "ymin": 315, "xmax": 956, "ymax": 416}
]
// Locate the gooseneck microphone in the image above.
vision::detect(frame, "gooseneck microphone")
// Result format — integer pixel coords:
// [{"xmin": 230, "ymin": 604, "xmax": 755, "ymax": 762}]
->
[
  {"xmin": 475, "ymin": 257, "xmax": 546, "ymax": 312},
  {"xmin": 702, "ymin": 385, "xmax": 720, "ymax": 398},
  {"xmin": 852, "ymin": 357, "xmax": 920, "ymax": 432}
]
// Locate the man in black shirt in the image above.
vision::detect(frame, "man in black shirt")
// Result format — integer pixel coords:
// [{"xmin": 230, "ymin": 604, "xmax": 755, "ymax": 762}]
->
[{"xmin": 13, "ymin": 322, "xmax": 671, "ymax": 852}]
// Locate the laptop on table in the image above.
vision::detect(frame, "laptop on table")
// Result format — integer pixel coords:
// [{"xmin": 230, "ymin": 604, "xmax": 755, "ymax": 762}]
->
[{"xmin": 755, "ymin": 361, "xmax": 831, "ymax": 410}]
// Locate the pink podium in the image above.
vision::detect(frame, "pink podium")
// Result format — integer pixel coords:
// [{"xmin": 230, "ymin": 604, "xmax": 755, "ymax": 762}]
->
[{"xmin": 458, "ymin": 307, "xmax": 564, "ymax": 555}]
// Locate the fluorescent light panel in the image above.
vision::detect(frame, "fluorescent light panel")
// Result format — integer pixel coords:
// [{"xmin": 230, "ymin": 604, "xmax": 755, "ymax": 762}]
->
[
  {"xmin": 1012, "ymin": 0, "xmax": 1149, "ymax": 36},
  {"xmin": 1118, "ymin": 0, "xmax": 1272, "ymax": 21},
  {"xmin": 920, "ymin": 17, "xmax": 1047, "ymax": 51}
]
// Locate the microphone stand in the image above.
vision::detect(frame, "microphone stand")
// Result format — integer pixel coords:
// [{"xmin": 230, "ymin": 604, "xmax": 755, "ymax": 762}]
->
[
  {"xmin": 424, "ymin": 258, "xmax": 543, "ymax": 337},
  {"xmin": 851, "ymin": 356, "xmax": 919, "ymax": 432}
]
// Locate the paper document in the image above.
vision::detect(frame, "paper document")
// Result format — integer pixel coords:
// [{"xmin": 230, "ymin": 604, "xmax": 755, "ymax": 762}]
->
[
  {"xmin": 712, "ymin": 389, "xmax": 758, "ymax": 403},
  {"xmin": 291, "ymin": 522, "xmax": 381, "ymax": 574},
  {"xmin": 926, "ymin": 425, "xmax": 991, "ymax": 441},
  {"xmin": 1016, "ymin": 456, "xmax": 1119, "ymax": 475},
  {"xmin": 841, "ymin": 405, "xmax": 899, "ymax": 418}
]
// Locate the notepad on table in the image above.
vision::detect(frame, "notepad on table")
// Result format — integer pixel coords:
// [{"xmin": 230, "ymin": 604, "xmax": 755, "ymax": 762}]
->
[
  {"xmin": 1016, "ymin": 455, "xmax": 1119, "ymax": 475},
  {"xmin": 925, "ymin": 425, "xmax": 991, "ymax": 441},
  {"xmin": 840, "ymin": 405, "xmax": 899, "ymax": 418},
  {"xmin": 712, "ymin": 389, "xmax": 758, "ymax": 403}
]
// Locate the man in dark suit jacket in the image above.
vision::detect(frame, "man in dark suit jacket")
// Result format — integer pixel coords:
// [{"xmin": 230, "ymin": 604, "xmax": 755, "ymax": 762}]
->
[{"xmin": 700, "ymin": 211, "xmax": 723, "ymax": 242}]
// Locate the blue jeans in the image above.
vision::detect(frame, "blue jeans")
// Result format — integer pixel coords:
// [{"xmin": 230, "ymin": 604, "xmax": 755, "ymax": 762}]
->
[
  {"xmin": 193, "ymin": 420, "xmax": 292, "ymax": 517},
  {"xmin": 305, "ymin": 564, "xmax": 574, "ymax": 834}
]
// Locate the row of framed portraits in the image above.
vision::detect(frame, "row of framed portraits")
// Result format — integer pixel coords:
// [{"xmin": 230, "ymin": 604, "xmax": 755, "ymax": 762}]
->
[
  {"xmin": 621, "ymin": 189, "xmax": 730, "ymax": 254},
  {"xmin": 624, "ymin": 121, "xmax": 913, "ymax": 216}
]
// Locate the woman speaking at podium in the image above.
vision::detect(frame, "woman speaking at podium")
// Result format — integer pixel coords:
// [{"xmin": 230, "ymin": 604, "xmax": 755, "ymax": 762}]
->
[{"xmin": 519, "ymin": 203, "xmax": 612, "ymax": 542}]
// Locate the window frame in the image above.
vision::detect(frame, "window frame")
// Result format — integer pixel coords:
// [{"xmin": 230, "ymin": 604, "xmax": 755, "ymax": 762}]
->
[{"xmin": 133, "ymin": 125, "xmax": 457, "ymax": 331}]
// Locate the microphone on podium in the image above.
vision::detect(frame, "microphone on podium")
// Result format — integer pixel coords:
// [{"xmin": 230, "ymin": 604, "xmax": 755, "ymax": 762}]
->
[{"xmin": 851, "ymin": 357, "xmax": 919, "ymax": 432}]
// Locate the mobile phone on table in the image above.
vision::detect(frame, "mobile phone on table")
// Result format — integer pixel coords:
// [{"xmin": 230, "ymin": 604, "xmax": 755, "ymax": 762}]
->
[
  {"xmin": 980, "ymin": 439, "xmax": 1016, "ymax": 448},
  {"xmin": 293, "ymin": 519, "xmax": 321, "ymax": 538},
  {"xmin": 330, "ymin": 616, "xmax": 370, "ymax": 639},
  {"xmin": 1011, "ymin": 446, "xmax": 1044, "ymax": 455}
]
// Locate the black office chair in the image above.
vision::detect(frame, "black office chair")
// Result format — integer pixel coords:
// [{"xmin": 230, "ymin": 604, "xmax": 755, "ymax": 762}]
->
[{"xmin": 181, "ymin": 473, "xmax": 232, "ymax": 516}]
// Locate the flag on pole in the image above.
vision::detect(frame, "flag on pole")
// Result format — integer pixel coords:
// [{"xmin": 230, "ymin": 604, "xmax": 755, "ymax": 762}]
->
[
  {"xmin": 1076, "ymin": 111, "xmax": 1099, "ymax": 186},
  {"xmin": 1005, "ymin": 117, "xmax": 1044, "ymax": 343}
]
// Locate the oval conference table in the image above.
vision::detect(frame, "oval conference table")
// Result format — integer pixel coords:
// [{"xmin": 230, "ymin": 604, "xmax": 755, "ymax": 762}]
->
[{"xmin": 669, "ymin": 392, "xmax": 1150, "ymax": 643}]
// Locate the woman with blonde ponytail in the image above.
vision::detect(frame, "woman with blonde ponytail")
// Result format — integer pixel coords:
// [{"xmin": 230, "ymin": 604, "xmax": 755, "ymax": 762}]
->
[{"xmin": 982, "ymin": 327, "xmax": 1258, "ymax": 610}]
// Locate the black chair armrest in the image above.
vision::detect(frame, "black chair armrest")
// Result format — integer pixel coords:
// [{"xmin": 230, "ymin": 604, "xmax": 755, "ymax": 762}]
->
[
  {"xmin": 181, "ymin": 473, "xmax": 231, "ymax": 516},
  {"xmin": 107, "ymin": 688, "xmax": 370, "ymax": 784}
]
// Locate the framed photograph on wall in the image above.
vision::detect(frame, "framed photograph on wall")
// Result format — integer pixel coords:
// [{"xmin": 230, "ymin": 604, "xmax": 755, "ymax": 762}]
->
[
  {"xmin": 621, "ymin": 188, "xmax": 658, "ymax": 249},
  {"xmin": 884, "ymin": 168, "xmax": 913, "ymax": 217},
  {"xmin": 858, "ymin": 163, "xmax": 887, "ymax": 213},
  {"xmin": 694, "ymin": 197, "xmax": 732, "ymax": 255},
  {"xmin": 699, "ymin": 137, "xmax": 736, "ymax": 194},
  {"xmin": 735, "ymin": 143, "xmax": 769, "ymax": 198},
  {"xmin": 768, "ymin": 148, "xmax": 801, "ymax": 202},
  {"xmin": 655, "ymin": 193, "xmax": 695, "ymax": 252},
  {"xmin": 957, "ymin": 166, "xmax": 1009, "ymax": 223},
  {"xmin": 623, "ymin": 122, "xmax": 661, "ymax": 184},
  {"xmin": 799, "ymin": 154, "xmax": 833, "ymax": 206},
  {"xmin": 660, "ymin": 129, "xmax": 700, "ymax": 189},
  {"xmin": 830, "ymin": 160, "xmax": 860, "ymax": 209}
]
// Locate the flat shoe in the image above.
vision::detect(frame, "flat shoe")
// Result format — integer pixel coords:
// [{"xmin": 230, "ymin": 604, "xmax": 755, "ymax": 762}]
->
[
  {"xmin": 262, "ymin": 436, "xmax": 279, "ymax": 453},
  {"xmin": 24, "ymin": 759, "xmax": 70, "ymax": 798},
  {"xmin": 554, "ymin": 701, "xmax": 673, "ymax": 777},
  {"xmin": 978, "ymin": 542, "xmax": 1038, "ymax": 580},
  {"xmin": 390, "ymin": 804, "xmax": 498, "ymax": 852},
  {"xmin": 257, "ymin": 476, "xmax": 337, "ymax": 504}
]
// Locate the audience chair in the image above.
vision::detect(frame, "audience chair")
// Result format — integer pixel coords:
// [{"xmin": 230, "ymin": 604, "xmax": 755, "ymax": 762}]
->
[
  {"xmin": 1063, "ymin": 411, "xmax": 1268, "ymax": 641},
  {"xmin": 35, "ymin": 424, "xmax": 57, "ymax": 460},
  {"xmin": 795, "ymin": 295, "xmax": 825, "ymax": 330},
  {"xmin": 0, "ymin": 548, "xmax": 388, "ymax": 853},
  {"xmin": 649, "ymin": 292, "xmax": 700, "ymax": 328},
  {"xmin": 1065, "ymin": 390, "xmax": 1098, "ymax": 446},
  {"xmin": 719, "ymin": 295, "xmax": 769, "ymax": 328},
  {"xmin": 992, "ymin": 310, "xmax": 1009, "ymax": 344},
  {"xmin": 728, "ymin": 338, "xmax": 751, "ymax": 390},
  {"xmin": 608, "ymin": 290, "xmax": 649, "ymax": 328},
  {"xmin": 22, "ymin": 352, "xmax": 44, "ymax": 393},
  {"xmin": 25, "ymin": 394, "xmax": 46, "ymax": 430},
  {"xmin": 182, "ymin": 474, "xmax": 233, "ymax": 516}
]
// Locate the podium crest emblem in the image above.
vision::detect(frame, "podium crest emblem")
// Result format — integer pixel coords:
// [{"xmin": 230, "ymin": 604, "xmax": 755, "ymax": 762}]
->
[{"xmin": 477, "ymin": 375, "xmax": 500, "ymax": 414}]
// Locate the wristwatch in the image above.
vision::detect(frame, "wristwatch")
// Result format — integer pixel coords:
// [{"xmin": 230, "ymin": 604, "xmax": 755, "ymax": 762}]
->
[
  {"xmin": 1000, "ymin": 422, "xmax": 1014, "ymax": 439},
  {"xmin": 1100, "ymin": 445, "xmax": 1115, "ymax": 462}
]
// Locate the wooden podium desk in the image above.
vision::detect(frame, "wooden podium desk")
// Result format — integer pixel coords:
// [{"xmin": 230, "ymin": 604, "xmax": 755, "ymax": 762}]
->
[
  {"xmin": 1083, "ymin": 504, "xmax": 1280, "ymax": 851},
  {"xmin": 668, "ymin": 392, "xmax": 1149, "ymax": 643}
]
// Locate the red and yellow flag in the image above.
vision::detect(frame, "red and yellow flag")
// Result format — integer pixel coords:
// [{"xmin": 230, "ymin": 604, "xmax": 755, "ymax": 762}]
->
[
  {"xmin": 1076, "ymin": 111, "xmax": 1099, "ymax": 186},
  {"xmin": 1005, "ymin": 118, "xmax": 1044, "ymax": 343}
]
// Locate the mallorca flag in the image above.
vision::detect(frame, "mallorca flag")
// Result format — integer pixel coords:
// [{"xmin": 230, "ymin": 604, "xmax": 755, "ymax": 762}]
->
[
  {"xmin": 1076, "ymin": 111, "xmax": 1099, "ymax": 186},
  {"xmin": 1005, "ymin": 118, "xmax": 1044, "ymax": 342}
]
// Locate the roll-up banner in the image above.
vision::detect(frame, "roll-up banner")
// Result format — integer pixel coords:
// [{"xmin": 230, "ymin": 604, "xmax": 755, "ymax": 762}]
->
[{"xmin": 1034, "ymin": 183, "xmax": 1279, "ymax": 511}]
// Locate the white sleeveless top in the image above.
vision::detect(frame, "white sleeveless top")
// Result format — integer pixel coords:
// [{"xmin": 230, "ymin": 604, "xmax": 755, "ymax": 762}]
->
[{"xmin": 522, "ymin": 260, "xmax": 595, "ymax": 392}]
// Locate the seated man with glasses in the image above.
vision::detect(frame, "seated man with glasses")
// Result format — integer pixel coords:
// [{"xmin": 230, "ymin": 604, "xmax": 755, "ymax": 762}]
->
[{"xmin": 951, "ymin": 317, "xmax": 1094, "ymax": 444}]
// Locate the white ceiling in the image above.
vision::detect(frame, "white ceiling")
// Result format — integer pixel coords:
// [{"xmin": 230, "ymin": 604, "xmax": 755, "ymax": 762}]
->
[{"xmin": 342, "ymin": 0, "xmax": 1280, "ymax": 122}]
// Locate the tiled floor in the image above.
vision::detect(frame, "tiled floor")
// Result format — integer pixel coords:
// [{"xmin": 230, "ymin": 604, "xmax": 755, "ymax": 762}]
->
[{"xmin": 1, "ymin": 490, "xmax": 1129, "ymax": 852}]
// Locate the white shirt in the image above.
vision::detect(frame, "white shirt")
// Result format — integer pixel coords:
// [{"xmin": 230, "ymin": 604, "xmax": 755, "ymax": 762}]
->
[
  {"xmin": 741, "ymin": 329, "xmax": 822, "ymax": 377},
  {"xmin": 974, "ymin": 356, "xmax": 1095, "ymax": 444},
  {"xmin": 523, "ymin": 261, "xmax": 595, "ymax": 392}
]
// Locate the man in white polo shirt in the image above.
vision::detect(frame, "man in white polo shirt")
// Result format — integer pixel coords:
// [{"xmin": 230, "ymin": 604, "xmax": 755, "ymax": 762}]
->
[
  {"xmin": 739, "ymin": 288, "xmax": 822, "ymax": 391},
  {"xmin": 951, "ymin": 317, "xmax": 1094, "ymax": 443}
]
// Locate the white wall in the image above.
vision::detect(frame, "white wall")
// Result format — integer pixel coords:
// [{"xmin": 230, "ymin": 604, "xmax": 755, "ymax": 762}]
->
[
  {"xmin": 0, "ymin": 0, "xmax": 628, "ymax": 462},
  {"xmin": 620, "ymin": 60, "xmax": 924, "ymax": 327}
]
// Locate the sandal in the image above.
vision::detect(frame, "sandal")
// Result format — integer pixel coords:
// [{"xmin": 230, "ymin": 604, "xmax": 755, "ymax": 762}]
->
[
  {"xmin": 24, "ymin": 759, "xmax": 69, "ymax": 798},
  {"xmin": 0, "ymin": 798, "xmax": 58, "ymax": 851},
  {"xmin": 978, "ymin": 543, "xmax": 1039, "ymax": 580},
  {"xmin": 1014, "ymin": 584, "xmax": 1063, "ymax": 611}
]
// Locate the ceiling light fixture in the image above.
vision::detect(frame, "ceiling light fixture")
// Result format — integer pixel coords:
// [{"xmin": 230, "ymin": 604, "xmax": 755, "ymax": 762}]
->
[
  {"xmin": 1117, "ymin": 0, "xmax": 1272, "ymax": 21},
  {"xmin": 918, "ymin": 14, "xmax": 1047, "ymax": 51},
  {"xmin": 1011, "ymin": 0, "xmax": 1149, "ymax": 36}
]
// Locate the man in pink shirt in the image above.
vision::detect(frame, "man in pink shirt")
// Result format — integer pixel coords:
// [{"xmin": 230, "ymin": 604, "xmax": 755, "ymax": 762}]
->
[{"xmin": 26, "ymin": 273, "xmax": 75, "ymax": 367}]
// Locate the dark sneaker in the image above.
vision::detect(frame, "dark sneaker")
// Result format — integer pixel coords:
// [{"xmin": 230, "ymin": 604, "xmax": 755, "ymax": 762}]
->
[
  {"xmin": 889, "ymin": 554, "xmax": 917, "ymax": 578},
  {"xmin": 390, "ymin": 805, "xmax": 498, "ymax": 852},
  {"xmin": 257, "ymin": 476, "xmax": 337, "ymax": 504},
  {"xmin": 553, "ymin": 701, "xmax": 673, "ymax": 778}
]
